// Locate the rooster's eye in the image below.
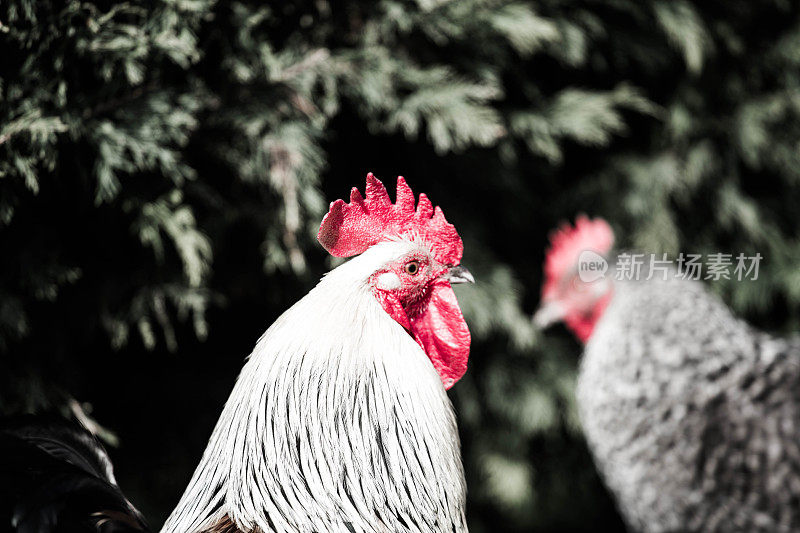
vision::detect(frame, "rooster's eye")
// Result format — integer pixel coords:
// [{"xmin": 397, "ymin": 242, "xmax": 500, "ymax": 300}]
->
[{"xmin": 405, "ymin": 260, "xmax": 420, "ymax": 276}]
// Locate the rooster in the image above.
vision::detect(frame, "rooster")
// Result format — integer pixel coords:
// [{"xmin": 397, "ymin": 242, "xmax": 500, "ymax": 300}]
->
[
  {"xmin": 2, "ymin": 174, "xmax": 474, "ymax": 533},
  {"xmin": 533, "ymin": 216, "xmax": 800, "ymax": 533}
]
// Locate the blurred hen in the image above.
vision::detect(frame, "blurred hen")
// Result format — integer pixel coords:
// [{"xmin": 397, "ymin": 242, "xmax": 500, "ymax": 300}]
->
[{"xmin": 535, "ymin": 216, "xmax": 800, "ymax": 533}]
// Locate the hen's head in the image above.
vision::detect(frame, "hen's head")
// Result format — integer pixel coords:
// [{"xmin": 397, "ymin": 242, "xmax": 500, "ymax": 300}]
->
[
  {"xmin": 533, "ymin": 216, "xmax": 615, "ymax": 343},
  {"xmin": 318, "ymin": 173, "xmax": 473, "ymax": 389}
]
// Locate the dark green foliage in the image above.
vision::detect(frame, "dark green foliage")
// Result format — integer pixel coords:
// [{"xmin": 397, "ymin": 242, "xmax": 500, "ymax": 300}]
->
[{"xmin": 2, "ymin": 0, "xmax": 799, "ymax": 531}]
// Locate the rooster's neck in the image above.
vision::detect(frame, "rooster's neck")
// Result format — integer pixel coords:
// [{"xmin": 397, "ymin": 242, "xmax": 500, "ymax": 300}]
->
[{"xmin": 162, "ymin": 248, "xmax": 467, "ymax": 533}]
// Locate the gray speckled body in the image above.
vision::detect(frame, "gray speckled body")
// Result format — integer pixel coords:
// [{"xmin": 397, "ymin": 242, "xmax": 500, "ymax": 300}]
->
[{"xmin": 578, "ymin": 275, "xmax": 800, "ymax": 532}]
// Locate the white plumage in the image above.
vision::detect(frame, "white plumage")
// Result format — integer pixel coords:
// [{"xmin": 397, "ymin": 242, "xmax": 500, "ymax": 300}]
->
[{"xmin": 162, "ymin": 239, "xmax": 467, "ymax": 533}]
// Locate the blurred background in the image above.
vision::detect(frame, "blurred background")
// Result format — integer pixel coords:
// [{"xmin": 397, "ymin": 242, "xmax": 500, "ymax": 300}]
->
[{"xmin": 2, "ymin": 0, "xmax": 800, "ymax": 531}]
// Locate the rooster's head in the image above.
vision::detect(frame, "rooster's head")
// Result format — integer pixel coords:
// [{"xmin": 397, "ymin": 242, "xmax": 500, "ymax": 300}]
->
[{"xmin": 318, "ymin": 173, "xmax": 472, "ymax": 389}]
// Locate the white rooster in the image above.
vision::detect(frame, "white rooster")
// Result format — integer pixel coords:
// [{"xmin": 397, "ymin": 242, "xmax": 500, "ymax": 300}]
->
[
  {"xmin": 161, "ymin": 174, "xmax": 474, "ymax": 533},
  {"xmin": 0, "ymin": 174, "xmax": 474, "ymax": 533}
]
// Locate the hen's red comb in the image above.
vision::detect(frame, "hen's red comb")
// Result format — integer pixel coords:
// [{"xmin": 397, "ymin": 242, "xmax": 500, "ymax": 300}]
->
[
  {"xmin": 318, "ymin": 173, "xmax": 463, "ymax": 265},
  {"xmin": 543, "ymin": 215, "xmax": 614, "ymax": 296}
]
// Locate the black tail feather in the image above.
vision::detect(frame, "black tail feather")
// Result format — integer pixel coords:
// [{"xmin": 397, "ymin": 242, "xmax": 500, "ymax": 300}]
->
[{"xmin": 0, "ymin": 416, "xmax": 150, "ymax": 533}]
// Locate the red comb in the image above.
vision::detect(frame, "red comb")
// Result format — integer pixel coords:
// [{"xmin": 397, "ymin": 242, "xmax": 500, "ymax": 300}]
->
[
  {"xmin": 543, "ymin": 215, "xmax": 614, "ymax": 296},
  {"xmin": 317, "ymin": 173, "xmax": 463, "ymax": 265}
]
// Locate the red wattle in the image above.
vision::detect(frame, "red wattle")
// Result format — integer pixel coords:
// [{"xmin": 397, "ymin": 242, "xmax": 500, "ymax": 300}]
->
[
  {"xmin": 565, "ymin": 290, "xmax": 613, "ymax": 343},
  {"xmin": 375, "ymin": 279, "xmax": 470, "ymax": 389},
  {"xmin": 408, "ymin": 280, "xmax": 470, "ymax": 389}
]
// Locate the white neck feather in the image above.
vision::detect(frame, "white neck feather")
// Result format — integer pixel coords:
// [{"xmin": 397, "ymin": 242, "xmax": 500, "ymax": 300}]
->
[{"xmin": 161, "ymin": 242, "xmax": 467, "ymax": 533}]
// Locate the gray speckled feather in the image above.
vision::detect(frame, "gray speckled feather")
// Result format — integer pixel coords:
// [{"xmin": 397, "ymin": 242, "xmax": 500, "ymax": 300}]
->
[{"xmin": 578, "ymin": 273, "xmax": 800, "ymax": 532}]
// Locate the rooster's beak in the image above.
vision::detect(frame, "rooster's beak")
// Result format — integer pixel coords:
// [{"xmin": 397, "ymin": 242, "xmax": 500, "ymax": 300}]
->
[
  {"xmin": 445, "ymin": 265, "xmax": 475, "ymax": 284},
  {"xmin": 532, "ymin": 301, "xmax": 566, "ymax": 329}
]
